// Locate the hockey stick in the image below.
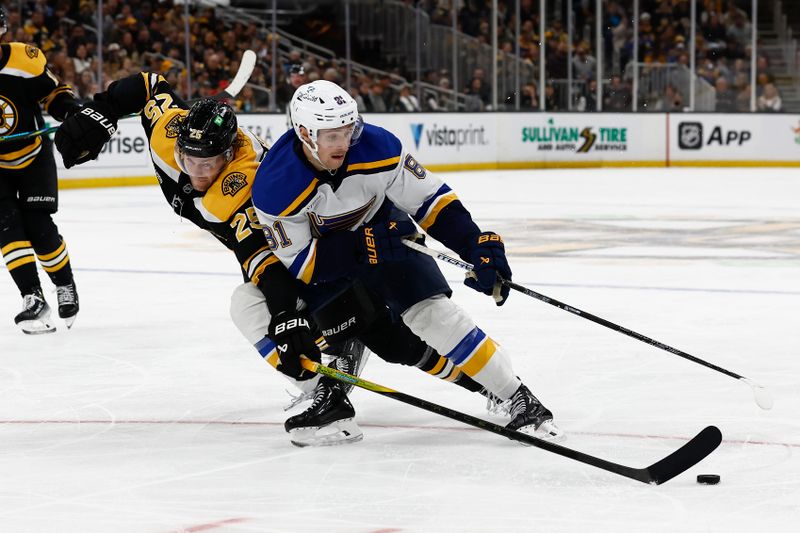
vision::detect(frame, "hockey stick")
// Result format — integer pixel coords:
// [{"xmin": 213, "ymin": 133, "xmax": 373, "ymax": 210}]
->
[
  {"xmin": 300, "ymin": 359, "xmax": 721, "ymax": 485},
  {"xmin": 0, "ymin": 50, "xmax": 257, "ymax": 144},
  {"xmin": 215, "ymin": 50, "xmax": 257, "ymax": 100},
  {"xmin": 403, "ymin": 239, "xmax": 774, "ymax": 410}
]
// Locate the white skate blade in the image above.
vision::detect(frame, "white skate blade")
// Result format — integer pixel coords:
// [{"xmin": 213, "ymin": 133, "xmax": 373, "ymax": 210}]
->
[
  {"xmin": 514, "ymin": 419, "xmax": 566, "ymax": 444},
  {"xmin": 18, "ymin": 318, "xmax": 56, "ymax": 335},
  {"xmin": 63, "ymin": 315, "xmax": 77, "ymax": 329},
  {"xmin": 289, "ymin": 418, "xmax": 364, "ymax": 447}
]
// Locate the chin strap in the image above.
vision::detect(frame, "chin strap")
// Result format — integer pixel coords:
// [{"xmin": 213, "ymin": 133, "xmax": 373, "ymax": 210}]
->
[{"xmin": 300, "ymin": 135, "xmax": 337, "ymax": 175}]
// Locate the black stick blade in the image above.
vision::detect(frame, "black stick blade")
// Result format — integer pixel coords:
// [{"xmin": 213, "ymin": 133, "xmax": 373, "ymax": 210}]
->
[{"xmin": 642, "ymin": 426, "xmax": 723, "ymax": 485}]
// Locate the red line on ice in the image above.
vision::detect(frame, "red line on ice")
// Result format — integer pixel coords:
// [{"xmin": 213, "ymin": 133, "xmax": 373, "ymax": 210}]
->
[
  {"xmin": 167, "ymin": 517, "xmax": 248, "ymax": 532},
  {"xmin": 2, "ymin": 419, "xmax": 797, "ymax": 448}
]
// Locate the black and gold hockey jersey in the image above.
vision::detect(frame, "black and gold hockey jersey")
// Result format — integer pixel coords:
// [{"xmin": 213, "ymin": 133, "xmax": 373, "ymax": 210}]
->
[
  {"xmin": 97, "ymin": 72, "xmax": 297, "ymax": 310},
  {"xmin": 0, "ymin": 43, "xmax": 79, "ymax": 169}
]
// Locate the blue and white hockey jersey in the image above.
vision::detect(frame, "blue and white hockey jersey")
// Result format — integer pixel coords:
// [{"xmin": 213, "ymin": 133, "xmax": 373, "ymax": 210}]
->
[{"xmin": 251, "ymin": 123, "xmax": 481, "ymax": 284}]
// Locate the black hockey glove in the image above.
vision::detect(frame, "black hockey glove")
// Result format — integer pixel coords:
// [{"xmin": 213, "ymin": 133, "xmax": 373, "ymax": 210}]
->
[
  {"xmin": 268, "ymin": 311, "xmax": 321, "ymax": 381},
  {"xmin": 55, "ymin": 101, "xmax": 118, "ymax": 168},
  {"xmin": 357, "ymin": 219, "xmax": 419, "ymax": 264},
  {"xmin": 463, "ymin": 232, "xmax": 512, "ymax": 306}
]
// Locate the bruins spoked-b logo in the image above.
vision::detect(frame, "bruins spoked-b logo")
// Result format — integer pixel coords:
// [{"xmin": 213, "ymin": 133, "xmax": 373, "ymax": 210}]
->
[
  {"xmin": 221, "ymin": 172, "xmax": 247, "ymax": 196},
  {"xmin": 0, "ymin": 96, "xmax": 18, "ymax": 135},
  {"xmin": 164, "ymin": 114, "xmax": 184, "ymax": 138}
]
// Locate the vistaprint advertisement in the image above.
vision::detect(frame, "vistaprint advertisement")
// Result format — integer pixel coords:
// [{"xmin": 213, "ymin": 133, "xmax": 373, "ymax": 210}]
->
[{"xmin": 51, "ymin": 112, "xmax": 800, "ymax": 183}]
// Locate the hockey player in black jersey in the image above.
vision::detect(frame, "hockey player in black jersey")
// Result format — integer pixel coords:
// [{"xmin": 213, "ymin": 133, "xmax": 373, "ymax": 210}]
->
[
  {"xmin": 54, "ymin": 71, "xmax": 487, "ymax": 446},
  {"xmin": 0, "ymin": 8, "xmax": 79, "ymax": 334}
]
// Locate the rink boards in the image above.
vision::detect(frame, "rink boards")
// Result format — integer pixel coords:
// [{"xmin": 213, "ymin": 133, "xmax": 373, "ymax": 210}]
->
[{"xmin": 50, "ymin": 112, "xmax": 800, "ymax": 187}]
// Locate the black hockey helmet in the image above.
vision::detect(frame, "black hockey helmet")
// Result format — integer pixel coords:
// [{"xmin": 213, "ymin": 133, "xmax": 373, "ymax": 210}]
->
[
  {"xmin": 0, "ymin": 6, "xmax": 8, "ymax": 37},
  {"xmin": 176, "ymin": 98, "xmax": 238, "ymax": 159}
]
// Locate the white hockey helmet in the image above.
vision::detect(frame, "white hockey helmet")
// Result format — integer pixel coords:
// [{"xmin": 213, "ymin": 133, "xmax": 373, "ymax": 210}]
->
[{"xmin": 289, "ymin": 80, "xmax": 363, "ymax": 155}]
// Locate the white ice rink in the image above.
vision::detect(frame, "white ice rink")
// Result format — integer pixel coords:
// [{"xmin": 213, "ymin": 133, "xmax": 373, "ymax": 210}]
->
[{"xmin": 1, "ymin": 167, "xmax": 798, "ymax": 532}]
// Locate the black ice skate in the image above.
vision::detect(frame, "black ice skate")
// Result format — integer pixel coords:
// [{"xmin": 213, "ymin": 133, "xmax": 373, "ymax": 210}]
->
[
  {"xmin": 505, "ymin": 384, "xmax": 564, "ymax": 441},
  {"xmin": 285, "ymin": 377, "xmax": 363, "ymax": 447},
  {"xmin": 14, "ymin": 287, "xmax": 56, "ymax": 334},
  {"xmin": 330, "ymin": 337, "xmax": 370, "ymax": 395},
  {"xmin": 283, "ymin": 338, "xmax": 370, "ymax": 410},
  {"xmin": 56, "ymin": 281, "xmax": 79, "ymax": 328}
]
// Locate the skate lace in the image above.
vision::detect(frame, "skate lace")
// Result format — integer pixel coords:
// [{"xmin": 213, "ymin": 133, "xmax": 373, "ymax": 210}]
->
[
  {"xmin": 308, "ymin": 385, "xmax": 328, "ymax": 409},
  {"xmin": 21, "ymin": 293, "xmax": 39, "ymax": 310},
  {"xmin": 481, "ymin": 388, "xmax": 512, "ymax": 416},
  {"xmin": 283, "ymin": 389, "xmax": 314, "ymax": 411},
  {"xmin": 56, "ymin": 284, "xmax": 76, "ymax": 305},
  {"xmin": 508, "ymin": 390, "xmax": 529, "ymax": 419}
]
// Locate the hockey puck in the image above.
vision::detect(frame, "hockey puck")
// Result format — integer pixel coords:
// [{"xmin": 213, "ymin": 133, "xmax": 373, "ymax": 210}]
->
[{"xmin": 696, "ymin": 474, "xmax": 720, "ymax": 485}]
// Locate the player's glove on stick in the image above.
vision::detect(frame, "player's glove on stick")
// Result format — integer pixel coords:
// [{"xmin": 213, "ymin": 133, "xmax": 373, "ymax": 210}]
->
[
  {"xmin": 268, "ymin": 312, "xmax": 321, "ymax": 381},
  {"xmin": 55, "ymin": 101, "xmax": 118, "ymax": 168},
  {"xmin": 463, "ymin": 232, "xmax": 512, "ymax": 306},
  {"xmin": 357, "ymin": 219, "xmax": 419, "ymax": 264}
]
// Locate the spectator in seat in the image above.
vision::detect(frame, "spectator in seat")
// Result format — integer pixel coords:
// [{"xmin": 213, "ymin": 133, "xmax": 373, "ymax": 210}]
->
[
  {"xmin": 366, "ymin": 82, "xmax": 388, "ymax": 112},
  {"xmin": 396, "ymin": 85, "xmax": 421, "ymax": 112},
  {"xmin": 714, "ymin": 77, "xmax": 737, "ymax": 111},
  {"xmin": 349, "ymin": 86, "xmax": 367, "ymax": 113},
  {"xmin": 72, "ymin": 42, "xmax": 91, "ymax": 75},
  {"xmin": 276, "ymin": 64, "xmax": 307, "ymax": 112},
  {"xmin": 603, "ymin": 75, "xmax": 631, "ymax": 111},
  {"xmin": 653, "ymin": 84, "xmax": 684, "ymax": 112},
  {"xmin": 757, "ymin": 83, "xmax": 782, "ymax": 112},
  {"xmin": 543, "ymin": 83, "xmax": 559, "ymax": 111},
  {"xmin": 235, "ymin": 85, "xmax": 258, "ymax": 112},
  {"xmin": 520, "ymin": 82, "xmax": 539, "ymax": 109}
]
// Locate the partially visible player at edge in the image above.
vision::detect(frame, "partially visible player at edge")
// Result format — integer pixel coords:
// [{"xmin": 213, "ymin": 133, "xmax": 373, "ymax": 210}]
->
[
  {"xmin": 250, "ymin": 80, "xmax": 562, "ymax": 440},
  {"xmin": 0, "ymin": 7, "xmax": 79, "ymax": 333},
  {"xmin": 53, "ymin": 71, "xmax": 481, "ymax": 446}
]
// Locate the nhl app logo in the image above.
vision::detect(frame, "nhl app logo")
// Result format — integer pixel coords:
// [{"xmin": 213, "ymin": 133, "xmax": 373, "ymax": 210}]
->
[
  {"xmin": 221, "ymin": 172, "xmax": 247, "ymax": 196},
  {"xmin": 678, "ymin": 122, "xmax": 703, "ymax": 150}
]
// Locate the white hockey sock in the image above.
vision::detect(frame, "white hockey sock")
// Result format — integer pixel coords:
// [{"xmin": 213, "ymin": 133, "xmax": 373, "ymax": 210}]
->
[{"xmin": 402, "ymin": 295, "xmax": 521, "ymax": 400}]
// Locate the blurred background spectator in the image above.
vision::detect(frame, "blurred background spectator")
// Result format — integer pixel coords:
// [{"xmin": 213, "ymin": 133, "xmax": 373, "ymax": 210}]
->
[{"xmin": 0, "ymin": 0, "xmax": 792, "ymax": 114}]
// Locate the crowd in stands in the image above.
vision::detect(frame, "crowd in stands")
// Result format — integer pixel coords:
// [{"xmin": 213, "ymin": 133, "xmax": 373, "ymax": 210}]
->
[
  {"xmin": 420, "ymin": 0, "xmax": 784, "ymax": 112},
  {"xmin": 1, "ymin": 0, "xmax": 786, "ymax": 114}
]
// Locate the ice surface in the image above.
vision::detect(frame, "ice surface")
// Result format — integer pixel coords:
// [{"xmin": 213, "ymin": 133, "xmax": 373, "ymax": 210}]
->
[{"xmin": 1, "ymin": 167, "xmax": 798, "ymax": 532}]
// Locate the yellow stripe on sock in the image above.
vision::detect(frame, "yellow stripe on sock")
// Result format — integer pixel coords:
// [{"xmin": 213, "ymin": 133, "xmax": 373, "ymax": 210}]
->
[
  {"xmin": 7, "ymin": 255, "xmax": 36, "ymax": 270},
  {"xmin": 37, "ymin": 241, "xmax": 66, "ymax": 261},
  {"xmin": 42, "ymin": 255, "xmax": 70, "ymax": 273},
  {"xmin": 460, "ymin": 338, "xmax": 498, "ymax": 376},
  {"xmin": 445, "ymin": 367, "xmax": 462, "ymax": 382},
  {"xmin": 427, "ymin": 356, "xmax": 447, "ymax": 376},
  {"xmin": 1, "ymin": 240, "xmax": 32, "ymax": 255}
]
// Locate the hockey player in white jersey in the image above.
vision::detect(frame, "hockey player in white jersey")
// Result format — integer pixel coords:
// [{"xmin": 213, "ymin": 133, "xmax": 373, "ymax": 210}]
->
[{"xmin": 250, "ymin": 80, "xmax": 562, "ymax": 440}]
